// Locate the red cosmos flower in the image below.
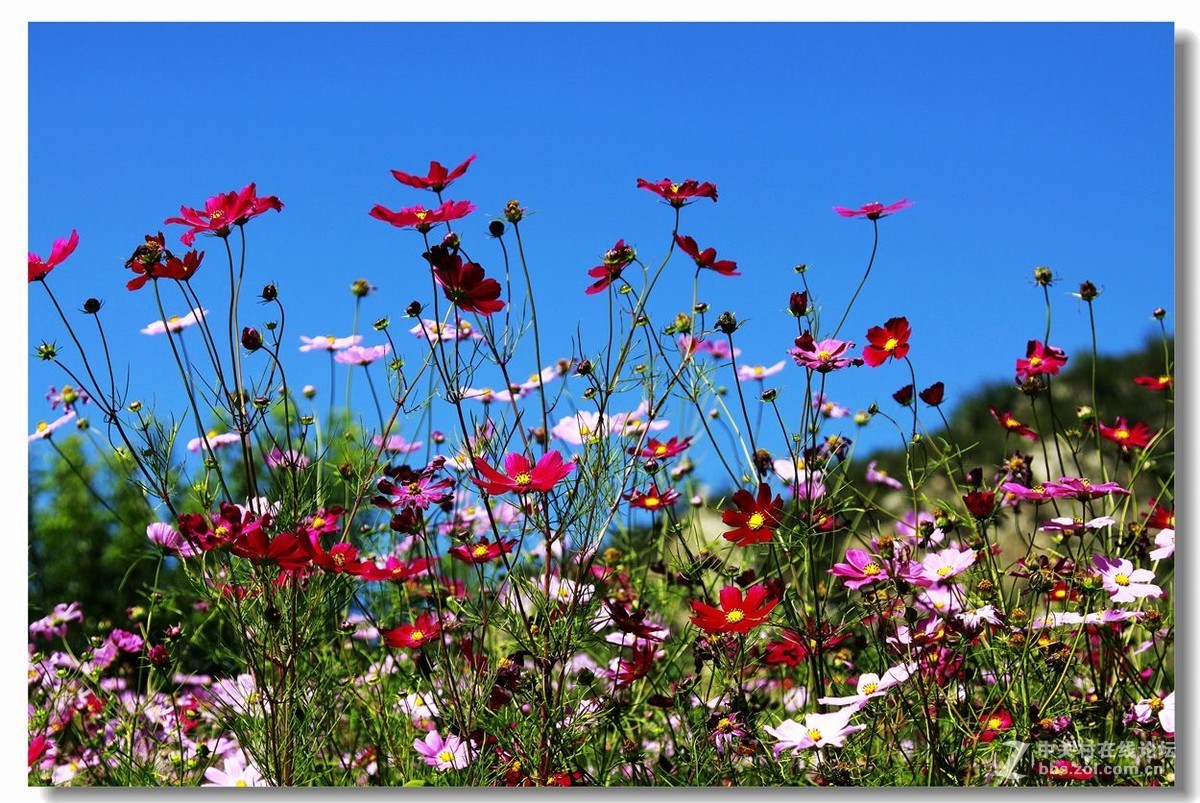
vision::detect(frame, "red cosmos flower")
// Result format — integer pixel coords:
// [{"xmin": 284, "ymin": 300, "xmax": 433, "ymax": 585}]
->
[
  {"xmin": 1145, "ymin": 502, "xmax": 1175, "ymax": 531},
  {"xmin": 164, "ymin": 183, "xmax": 283, "ymax": 246},
  {"xmin": 369, "ymin": 200, "xmax": 476, "ymax": 233},
  {"xmin": 390, "ymin": 154, "xmax": 477, "ymax": 192},
  {"xmin": 449, "ymin": 537, "xmax": 518, "ymax": 565},
  {"xmin": 602, "ymin": 599, "xmax": 668, "ymax": 642},
  {"xmin": 126, "ymin": 250, "xmax": 204, "ymax": 291},
  {"xmin": 636, "ymin": 177, "xmax": 718, "ymax": 207},
  {"xmin": 690, "ymin": 585, "xmax": 778, "ymax": 634},
  {"xmin": 382, "ymin": 612, "xmax": 442, "ymax": 649},
  {"xmin": 1134, "ymin": 374, "xmax": 1174, "ymax": 391},
  {"xmin": 230, "ymin": 531, "xmax": 311, "ymax": 571},
  {"xmin": 892, "ymin": 384, "xmax": 914, "ymax": 405},
  {"xmin": 862, "ymin": 317, "xmax": 912, "ymax": 367},
  {"xmin": 624, "ymin": 483, "xmax": 681, "ymax": 511},
  {"xmin": 585, "ymin": 238, "xmax": 637, "ymax": 295},
  {"xmin": 1015, "ymin": 340, "xmax": 1068, "ymax": 381},
  {"xmin": 720, "ymin": 483, "xmax": 785, "ymax": 547},
  {"xmin": 359, "ymin": 555, "xmax": 431, "ymax": 583},
  {"xmin": 978, "ymin": 708, "xmax": 1013, "ymax": 743},
  {"xmin": 989, "ymin": 406, "xmax": 1039, "ymax": 441},
  {"xmin": 28, "ymin": 230, "xmax": 79, "ymax": 283},
  {"xmin": 609, "ymin": 641, "xmax": 659, "ymax": 688},
  {"xmin": 833, "ymin": 199, "xmax": 914, "ymax": 220},
  {"xmin": 629, "ymin": 436, "xmax": 693, "ymax": 460},
  {"xmin": 177, "ymin": 503, "xmax": 265, "ymax": 552},
  {"xmin": 962, "ymin": 491, "xmax": 996, "ymax": 519},
  {"xmin": 471, "ymin": 450, "xmax": 576, "ymax": 495},
  {"xmin": 1096, "ymin": 416, "xmax": 1156, "ymax": 449},
  {"xmin": 918, "ymin": 381, "xmax": 945, "ymax": 406},
  {"xmin": 309, "ymin": 541, "xmax": 372, "ymax": 575},
  {"xmin": 674, "ymin": 235, "xmax": 740, "ymax": 276},
  {"xmin": 424, "ymin": 247, "xmax": 505, "ymax": 316}
]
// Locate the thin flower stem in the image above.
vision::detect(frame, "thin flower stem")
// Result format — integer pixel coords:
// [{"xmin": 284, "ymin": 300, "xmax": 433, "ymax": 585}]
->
[{"xmin": 830, "ymin": 218, "xmax": 879, "ymax": 340}]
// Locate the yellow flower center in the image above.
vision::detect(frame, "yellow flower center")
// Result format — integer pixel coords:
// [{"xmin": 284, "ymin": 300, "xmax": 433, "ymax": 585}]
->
[
  {"xmin": 817, "ymin": 350, "xmax": 832, "ymax": 360},
  {"xmin": 1114, "ymin": 573, "xmax": 1130, "ymax": 586},
  {"xmin": 235, "ymin": 780, "xmax": 248, "ymax": 787},
  {"xmin": 753, "ymin": 366, "xmax": 765, "ymax": 376},
  {"xmin": 326, "ymin": 335, "xmax": 337, "ymax": 344},
  {"xmin": 862, "ymin": 562, "xmax": 882, "ymax": 576},
  {"xmin": 437, "ymin": 750, "xmax": 454, "ymax": 763},
  {"xmin": 410, "ymin": 630, "xmax": 425, "ymax": 643},
  {"xmin": 215, "ymin": 526, "xmax": 230, "ymax": 537},
  {"xmin": 1029, "ymin": 356, "xmax": 1043, "ymax": 367},
  {"xmin": 988, "ymin": 716, "xmax": 1003, "ymax": 730},
  {"xmin": 883, "ymin": 337, "xmax": 899, "ymax": 351},
  {"xmin": 210, "ymin": 209, "xmax": 225, "ymax": 220},
  {"xmin": 36, "ymin": 421, "xmax": 48, "ymax": 432},
  {"xmin": 168, "ymin": 315, "xmax": 180, "ymax": 325},
  {"xmin": 1159, "ymin": 374, "xmax": 1171, "ymax": 384},
  {"xmin": 725, "ymin": 609, "xmax": 745, "ymax": 623},
  {"xmin": 807, "ymin": 728, "xmax": 822, "ymax": 741},
  {"xmin": 311, "ymin": 516, "xmax": 326, "ymax": 529},
  {"xmin": 654, "ymin": 444, "xmax": 668, "ymax": 456},
  {"xmin": 514, "ymin": 472, "xmax": 533, "ymax": 486},
  {"xmin": 747, "ymin": 513, "xmax": 766, "ymax": 530},
  {"xmin": 1115, "ymin": 429, "xmax": 1130, "ymax": 440},
  {"xmin": 414, "ymin": 210, "xmax": 429, "ymax": 220},
  {"xmin": 643, "ymin": 497, "xmax": 660, "ymax": 508},
  {"xmin": 861, "ymin": 682, "xmax": 878, "ymax": 695},
  {"xmin": 332, "ymin": 553, "xmax": 346, "ymax": 566},
  {"xmin": 937, "ymin": 566, "xmax": 953, "ymax": 577},
  {"xmin": 1149, "ymin": 697, "xmax": 1164, "ymax": 712},
  {"xmin": 669, "ymin": 184, "xmax": 681, "ymax": 193},
  {"xmin": 472, "ymin": 545, "xmax": 490, "ymax": 558}
]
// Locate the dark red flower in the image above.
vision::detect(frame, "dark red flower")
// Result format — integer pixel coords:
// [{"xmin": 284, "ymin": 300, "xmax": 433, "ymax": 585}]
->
[
  {"xmin": 624, "ymin": 483, "xmax": 680, "ymax": 511},
  {"xmin": 1096, "ymin": 416, "xmax": 1155, "ymax": 449},
  {"xmin": 1145, "ymin": 502, "xmax": 1175, "ymax": 531},
  {"xmin": 720, "ymin": 483, "xmax": 784, "ymax": 547},
  {"xmin": 230, "ymin": 530, "xmax": 312, "ymax": 571},
  {"xmin": 863, "ymin": 317, "xmax": 911, "ymax": 367},
  {"xmin": 1015, "ymin": 340, "xmax": 1068, "ymax": 381},
  {"xmin": 602, "ymin": 599, "xmax": 667, "ymax": 642},
  {"xmin": 382, "ymin": 612, "xmax": 442, "ymax": 649},
  {"xmin": 789, "ymin": 291, "xmax": 809, "ymax": 317},
  {"xmin": 892, "ymin": 384, "xmax": 914, "ymax": 405},
  {"xmin": 164, "ymin": 183, "xmax": 282, "ymax": 246},
  {"xmin": 629, "ymin": 436, "xmax": 693, "ymax": 460},
  {"xmin": 471, "ymin": 450, "xmax": 576, "ymax": 495},
  {"xmin": 989, "ymin": 406, "xmax": 1039, "ymax": 441},
  {"xmin": 585, "ymin": 238, "xmax": 636, "ymax": 295},
  {"xmin": 28, "ymin": 230, "xmax": 79, "ymax": 283},
  {"xmin": 918, "ymin": 381, "xmax": 945, "ymax": 406},
  {"xmin": 368, "ymin": 199, "xmax": 475, "ymax": 233},
  {"xmin": 424, "ymin": 248, "xmax": 505, "ymax": 315},
  {"xmin": 978, "ymin": 708, "xmax": 1013, "ymax": 743},
  {"xmin": 963, "ymin": 491, "xmax": 996, "ymax": 519},
  {"xmin": 449, "ymin": 537, "xmax": 518, "ymax": 565},
  {"xmin": 309, "ymin": 541, "xmax": 372, "ymax": 575},
  {"xmin": 1134, "ymin": 374, "xmax": 1174, "ymax": 391},
  {"xmin": 636, "ymin": 177, "xmax": 718, "ymax": 207},
  {"xmin": 690, "ymin": 585, "xmax": 777, "ymax": 634},
  {"xmin": 390, "ymin": 154, "xmax": 476, "ymax": 193},
  {"xmin": 608, "ymin": 641, "xmax": 659, "ymax": 688},
  {"xmin": 358, "ymin": 555, "xmax": 431, "ymax": 582},
  {"xmin": 833, "ymin": 199, "xmax": 914, "ymax": 220},
  {"xmin": 674, "ymin": 234, "xmax": 740, "ymax": 276}
]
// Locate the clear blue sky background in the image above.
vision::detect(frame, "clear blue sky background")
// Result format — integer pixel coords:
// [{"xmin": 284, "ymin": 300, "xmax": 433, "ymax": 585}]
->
[{"xmin": 28, "ymin": 22, "xmax": 1174, "ymax": 473}]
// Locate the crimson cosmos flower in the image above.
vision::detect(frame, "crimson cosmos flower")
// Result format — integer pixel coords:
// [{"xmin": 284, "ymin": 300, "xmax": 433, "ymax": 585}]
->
[
  {"xmin": 673, "ymin": 235, "xmax": 740, "ymax": 276},
  {"xmin": 892, "ymin": 384, "xmax": 914, "ymax": 405},
  {"xmin": 989, "ymin": 406, "xmax": 1039, "ymax": 441},
  {"xmin": 628, "ymin": 436, "xmax": 693, "ymax": 460},
  {"xmin": 720, "ymin": 483, "xmax": 785, "ymax": 547},
  {"xmin": 424, "ymin": 247, "xmax": 505, "ymax": 316},
  {"xmin": 309, "ymin": 541, "xmax": 372, "ymax": 575},
  {"xmin": 390, "ymin": 154, "xmax": 476, "ymax": 192},
  {"xmin": 918, "ymin": 381, "xmax": 945, "ymax": 406},
  {"xmin": 382, "ymin": 612, "xmax": 442, "ymax": 649},
  {"xmin": 1134, "ymin": 374, "xmax": 1174, "ymax": 391},
  {"xmin": 28, "ymin": 230, "xmax": 79, "ymax": 283},
  {"xmin": 127, "ymin": 250, "xmax": 204, "ymax": 291},
  {"xmin": 1146, "ymin": 502, "xmax": 1175, "ymax": 531},
  {"xmin": 636, "ymin": 177, "xmax": 718, "ymax": 207},
  {"xmin": 369, "ymin": 200, "xmax": 475, "ymax": 233},
  {"xmin": 624, "ymin": 483, "xmax": 681, "ymax": 510},
  {"xmin": 449, "ymin": 537, "xmax": 518, "ymax": 565},
  {"xmin": 359, "ymin": 556, "xmax": 431, "ymax": 582},
  {"xmin": 862, "ymin": 317, "xmax": 912, "ymax": 367},
  {"xmin": 1015, "ymin": 340, "xmax": 1068, "ymax": 381},
  {"xmin": 585, "ymin": 238, "xmax": 636, "ymax": 295},
  {"xmin": 833, "ymin": 199, "xmax": 914, "ymax": 220},
  {"xmin": 164, "ymin": 183, "xmax": 282, "ymax": 246},
  {"xmin": 962, "ymin": 491, "xmax": 996, "ymax": 519},
  {"xmin": 978, "ymin": 709, "xmax": 1013, "ymax": 743},
  {"xmin": 690, "ymin": 585, "xmax": 778, "ymax": 635},
  {"xmin": 471, "ymin": 450, "xmax": 576, "ymax": 495},
  {"xmin": 1096, "ymin": 416, "xmax": 1156, "ymax": 449},
  {"xmin": 230, "ymin": 531, "xmax": 311, "ymax": 572}
]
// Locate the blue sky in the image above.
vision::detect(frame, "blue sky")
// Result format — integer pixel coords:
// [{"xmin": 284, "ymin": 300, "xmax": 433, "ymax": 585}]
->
[{"xmin": 27, "ymin": 22, "xmax": 1174, "ymax": 471}]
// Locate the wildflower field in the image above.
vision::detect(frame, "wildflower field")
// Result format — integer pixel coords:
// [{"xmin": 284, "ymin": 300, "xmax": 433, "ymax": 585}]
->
[{"xmin": 26, "ymin": 151, "xmax": 1175, "ymax": 787}]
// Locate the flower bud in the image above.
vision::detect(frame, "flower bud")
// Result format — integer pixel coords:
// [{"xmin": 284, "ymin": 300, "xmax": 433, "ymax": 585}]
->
[
  {"xmin": 788, "ymin": 291, "xmax": 809, "ymax": 317},
  {"xmin": 1076, "ymin": 280, "xmax": 1098, "ymax": 301},
  {"xmin": 488, "ymin": 220, "xmax": 506, "ymax": 238},
  {"xmin": 240, "ymin": 327, "xmax": 262, "ymax": 352},
  {"xmin": 432, "ymin": 430, "xmax": 446, "ymax": 444},
  {"xmin": 147, "ymin": 644, "xmax": 169, "ymax": 666},
  {"xmin": 1153, "ymin": 307, "xmax": 1167, "ymax": 320},
  {"xmin": 1033, "ymin": 266, "xmax": 1054, "ymax": 286},
  {"xmin": 405, "ymin": 301, "xmax": 423, "ymax": 317},
  {"xmin": 853, "ymin": 410, "xmax": 871, "ymax": 426},
  {"xmin": 82, "ymin": 297, "xmax": 103, "ymax": 314},
  {"xmin": 252, "ymin": 396, "xmax": 270, "ymax": 410},
  {"xmin": 693, "ymin": 302, "xmax": 709, "ymax": 314},
  {"xmin": 260, "ymin": 283, "xmax": 278, "ymax": 302},
  {"xmin": 36, "ymin": 341, "xmax": 59, "ymax": 361},
  {"xmin": 351, "ymin": 278, "xmax": 374, "ymax": 298},
  {"xmin": 760, "ymin": 388, "xmax": 778, "ymax": 403},
  {"xmin": 373, "ymin": 317, "xmax": 390, "ymax": 331},
  {"xmin": 442, "ymin": 232, "xmax": 460, "ymax": 249},
  {"xmin": 575, "ymin": 359, "xmax": 592, "ymax": 376},
  {"xmin": 715, "ymin": 311, "xmax": 738, "ymax": 334},
  {"xmin": 503, "ymin": 200, "xmax": 525, "ymax": 223}
]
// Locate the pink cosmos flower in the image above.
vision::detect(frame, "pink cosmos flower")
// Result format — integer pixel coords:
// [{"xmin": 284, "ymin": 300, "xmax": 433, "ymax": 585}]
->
[
  {"xmin": 1043, "ymin": 476, "xmax": 1130, "ymax": 501},
  {"xmin": 998, "ymin": 481, "xmax": 1059, "ymax": 503},
  {"xmin": 1093, "ymin": 555, "xmax": 1164, "ymax": 603},
  {"xmin": 915, "ymin": 584, "xmax": 964, "ymax": 616},
  {"xmin": 29, "ymin": 602, "xmax": 84, "ymax": 640},
  {"xmin": 186, "ymin": 430, "xmax": 242, "ymax": 454},
  {"xmin": 817, "ymin": 663, "xmax": 913, "ymax": 712},
  {"xmin": 265, "ymin": 448, "xmax": 311, "ymax": 470},
  {"xmin": 28, "ymin": 230, "xmax": 80, "ymax": 283},
  {"xmin": 146, "ymin": 522, "xmax": 200, "ymax": 558},
  {"xmin": 866, "ymin": 460, "xmax": 903, "ymax": 490},
  {"xmin": 409, "ymin": 319, "xmax": 483, "ymax": 342},
  {"xmin": 679, "ymin": 334, "xmax": 741, "ymax": 360},
  {"xmin": 829, "ymin": 549, "xmax": 889, "ymax": 590},
  {"xmin": 1148, "ymin": 528, "xmax": 1175, "ymax": 561},
  {"xmin": 765, "ymin": 708, "xmax": 865, "ymax": 753},
  {"xmin": 789, "ymin": 333, "xmax": 861, "ymax": 373},
  {"xmin": 609, "ymin": 401, "xmax": 669, "ymax": 437},
  {"xmin": 299, "ymin": 334, "xmax": 362, "ymax": 352},
  {"xmin": 919, "ymin": 547, "xmax": 977, "ymax": 585},
  {"xmin": 833, "ymin": 199, "xmax": 914, "ymax": 220},
  {"xmin": 46, "ymin": 385, "xmax": 89, "ymax": 412},
  {"xmin": 165, "ymin": 183, "xmax": 283, "ymax": 246},
  {"xmin": 413, "ymin": 730, "xmax": 471, "ymax": 771},
  {"xmin": 813, "ymin": 394, "xmax": 851, "ymax": 418},
  {"xmin": 956, "ymin": 605, "xmax": 1003, "ymax": 630},
  {"xmin": 373, "ymin": 434, "xmax": 423, "ymax": 454},
  {"xmin": 551, "ymin": 410, "xmax": 608, "ymax": 445},
  {"xmin": 896, "ymin": 510, "xmax": 946, "ymax": 544},
  {"xmin": 1039, "ymin": 516, "xmax": 1116, "ymax": 536},
  {"xmin": 334, "ymin": 344, "xmax": 392, "ymax": 366},
  {"xmin": 140, "ymin": 308, "xmax": 208, "ymax": 336},
  {"xmin": 737, "ymin": 360, "xmax": 786, "ymax": 382},
  {"xmin": 1130, "ymin": 692, "xmax": 1175, "ymax": 735},
  {"xmin": 29, "ymin": 411, "xmax": 76, "ymax": 443},
  {"xmin": 202, "ymin": 752, "xmax": 268, "ymax": 787}
]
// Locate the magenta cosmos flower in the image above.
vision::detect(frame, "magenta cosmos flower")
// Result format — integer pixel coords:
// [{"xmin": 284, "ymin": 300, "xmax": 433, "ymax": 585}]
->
[
  {"xmin": 369, "ymin": 200, "xmax": 475, "ymax": 233},
  {"xmin": 472, "ymin": 450, "xmax": 576, "ymax": 495},
  {"xmin": 789, "ymin": 333, "xmax": 861, "ymax": 373},
  {"xmin": 164, "ymin": 183, "xmax": 282, "ymax": 246},
  {"xmin": 865, "ymin": 460, "xmax": 903, "ymax": 490},
  {"xmin": 833, "ymin": 199, "xmax": 914, "ymax": 220},
  {"xmin": 28, "ymin": 230, "xmax": 79, "ymax": 283},
  {"xmin": 334, "ymin": 344, "xmax": 392, "ymax": 366},
  {"xmin": 1093, "ymin": 556, "xmax": 1164, "ymax": 603},
  {"xmin": 636, "ymin": 177, "xmax": 718, "ymax": 207},
  {"xmin": 1044, "ymin": 476, "xmax": 1130, "ymax": 501},
  {"xmin": 391, "ymin": 154, "xmax": 476, "ymax": 193},
  {"xmin": 829, "ymin": 549, "xmax": 889, "ymax": 590},
  {"xmin": 413, "ymin": 731, "xmax": 471, "ymax": 772},
  {"xmin": 300, "ymin": 334, "xmax": 362, "ymax": 352}
]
